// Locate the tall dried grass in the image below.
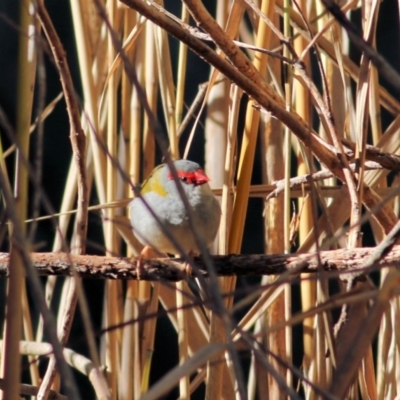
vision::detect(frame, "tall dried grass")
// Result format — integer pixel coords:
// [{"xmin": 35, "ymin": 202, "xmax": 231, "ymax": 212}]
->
[{"xmin": 1, "ymin": 0, "xmax": 400, "ymax": 399}]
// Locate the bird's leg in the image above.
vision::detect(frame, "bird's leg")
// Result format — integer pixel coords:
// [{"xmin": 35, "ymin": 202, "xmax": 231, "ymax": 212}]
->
[
  {"xmin": 184, "ymin": 251, "xmax": 210, "ymax": 302},
  {"xmin": 183, "ymin": 250, "xmax": 194, "ymax": 277},
  {"xmin": 136, "ymin": 246, "xmax": 165, "ymax": 280}
]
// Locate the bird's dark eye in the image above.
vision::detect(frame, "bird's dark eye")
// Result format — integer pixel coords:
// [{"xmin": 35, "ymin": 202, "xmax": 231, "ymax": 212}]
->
[{"xmin": 180, "ymin": 176, "xmax": 188, "ymax": 183}]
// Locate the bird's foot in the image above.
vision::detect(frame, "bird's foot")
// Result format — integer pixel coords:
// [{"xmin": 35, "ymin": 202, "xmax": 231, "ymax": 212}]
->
[
  {"xmin": 136, "ymin": 246, "xmax": 165, "ymax": 280},
  {"xmin": 182, "ymin": 250, "xmax": 194, "ymax": 278}
]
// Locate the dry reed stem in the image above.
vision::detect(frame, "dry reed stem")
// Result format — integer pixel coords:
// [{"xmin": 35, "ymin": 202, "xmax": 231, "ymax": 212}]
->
[
  {"xmin": 125, "ymin": 18, "xmax": 143, "ymax": 394},
  {"xmin": 207, "ymin": 83, "xmax": 240, "ymax": 400},
  {"xmin": 140, "ymin": 282, "xmax": 159, "ymax": 395},
  {"xmin": 204, "ymin": 2, "xmax": 243, "ymax": 399},
  {"xmin": 292, "ymin": 0, "xmax": 317, "ymax": 378},
  {"xmin": 37, "ymin": 1, "xmax": 88, "ymax": 252},
  {"xmin": 182, "ymin": 0, "xmax": 242, "ymax": 161},
  {"xmin": 338, "ymin": 1, "xmax": 379, "ymax": 396},
  {"xmin": 103, "ymin": 2, "xmax": 121, "ymax": 397},
  {"xmin": 154, "ymin": 17, "xmax": 178, "ymax": 158},
  {"xmin": 283, "ymin": 1, "xmax": 294, "ymax": 390},
  {"xmin": 175, "ymin": 4, "xmax": 189, "ymax": 128},
  {"xmin": 138, "ymin": 23, "xmax": 158, "ymax": 393},
  {"xmin": 282, "ymin": 0, "xmax": 361, "ymax": 251},
  {"xmin": 119, "ymin": 9, "xmax": 137, "ymax": 400},
  {"xmin": 1, "ymin": 1, "xmax": 38, "ymax": 398},
  {"xmin": 142, "ymin": 22, "xmax": 157, "ymax": 178},
  {"xmin": 275, "ymin": 0, "xmax": 400, "ymax": 116},
  {"xmin": 321, "ymin": 0, "xmax": 400, "ymax": 94},
  {"xmin": 142, "ymin": 344, "xmax": 227, "ymax": 400},
  {"xmin": 254, "ymin": 0, "xmax": 289, "ymax": 396},
  {"xmin": 132, "ymin": 24, "xmax": 156, "ymax": 395},
  {"xmin": 124, "ymin": 18, "xmax": 137, "ymax": 400},
  {"xmin": 176, "ymin": 280, "xmax": 190, "ymax": 399},
  {"xmin": 21, "ymin": 286, "xmax": 40, "ymax": 387},
  {"xmin": 70, "ymin": 0, "xmax": 107, "ymax": 206},
  {"xmin": 374, "ymin": 180, "xmax": 400, "ymax": 399},
  {"xmin": 0, "ymin": 339, "xmax": 109, "ymax": 399},
  {"xmin": 2, "ymin": 93, "xmax": 63, "ymax": 159},
  {"xmin": 152, "ymin": 6, "xmax": 187, "ymax": 398},
  {"xmin": 0, "ymin": 162, "xmax": 80, "ymax": 399},
  {"xmin": 0, "ymin": 380, "xmax": 67, "ymax": 400},
  {"xmin": 331, "ymin": 269, "xmax": 400, "ymax": 398},
  {"xmin": 36, "ymin": 1, "xmax": 91, "ymax": 396}
]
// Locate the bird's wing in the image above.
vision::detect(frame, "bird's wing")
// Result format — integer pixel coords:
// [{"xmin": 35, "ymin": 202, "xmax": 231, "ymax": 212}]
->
[{"xmin": 140, "ymin": 163, "xmax": 168, "ymax": 197}]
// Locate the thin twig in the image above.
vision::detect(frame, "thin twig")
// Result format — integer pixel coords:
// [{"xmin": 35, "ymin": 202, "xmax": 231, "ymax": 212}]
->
[
  {"xmin": 342, "ymin": 138, "xmax": 400, "ymax": 172},
  {"xmin": 176, "ymin": 81, "xmax": 209, "ymax": 139},
  {"xmin": 266, "ymin": 161, "xmax": 383, "ymax": 200}
]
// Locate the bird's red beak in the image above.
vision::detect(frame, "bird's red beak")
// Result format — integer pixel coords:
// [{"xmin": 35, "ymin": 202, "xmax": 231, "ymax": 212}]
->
[{"xmin": 193, "ymin": 169, "xmax": 210, "ymax": 185}]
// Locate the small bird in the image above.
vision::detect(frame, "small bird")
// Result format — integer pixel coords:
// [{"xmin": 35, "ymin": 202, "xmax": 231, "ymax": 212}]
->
[{"xmin": 130, "ymin": 159, "xmax": 221, "ymax": 261}]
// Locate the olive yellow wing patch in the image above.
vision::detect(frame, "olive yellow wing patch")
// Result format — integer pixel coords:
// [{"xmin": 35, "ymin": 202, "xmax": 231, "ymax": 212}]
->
[{"xmin": 140, "ymin": 163, "xmax": 168, "ymax": 197}]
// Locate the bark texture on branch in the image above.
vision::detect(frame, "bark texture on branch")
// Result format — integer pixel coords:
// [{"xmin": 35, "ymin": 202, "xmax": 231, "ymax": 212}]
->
[{"xmin": 0, "ymin": 247, "xmax": 399, "ymax": 281}]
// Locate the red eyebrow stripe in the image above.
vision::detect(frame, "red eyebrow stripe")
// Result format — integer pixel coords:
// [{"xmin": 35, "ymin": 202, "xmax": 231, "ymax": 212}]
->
[{"xmin": 167, "ymin": 169, "xmax": 210, "ymax": 185}]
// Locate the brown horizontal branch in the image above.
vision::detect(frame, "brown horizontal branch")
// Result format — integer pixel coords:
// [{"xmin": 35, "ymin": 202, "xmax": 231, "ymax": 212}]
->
[{"xmin": 1, "ymin": 247, "xmax": 400, "ymax": 281}]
